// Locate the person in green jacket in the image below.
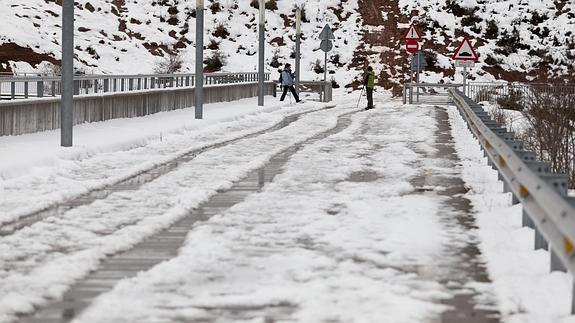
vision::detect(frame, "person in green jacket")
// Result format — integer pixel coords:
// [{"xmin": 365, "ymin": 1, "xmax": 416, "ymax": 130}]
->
[{"xmin": 363, "ymin": 66, "xmax": 375, "ymax": 110}]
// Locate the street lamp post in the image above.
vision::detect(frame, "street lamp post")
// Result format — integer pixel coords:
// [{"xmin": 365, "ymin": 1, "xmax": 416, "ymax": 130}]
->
[
  {"xmin": 61, "ymin": 0, "xmax": 74, "ymax": 147},
  {"xmin": 195, "ymin": 0, "xmax": 204, "ymax": 119},
  {"xmin": 258, "ymin": 0, "xmax": 265, "ymax": 106},
  {"xmin": 295, "ymin": 7, "xmax": 301, "ymax": 96}
]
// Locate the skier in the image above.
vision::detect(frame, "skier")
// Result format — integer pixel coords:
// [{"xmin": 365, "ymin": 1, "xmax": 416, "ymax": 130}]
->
[
  {"xmin": 363, "ymin": 66, "xmax": 375, "ymax": 110},
  {"xmin": 279, "ymin": 63, "xmax": 301, "ymax": 103}
]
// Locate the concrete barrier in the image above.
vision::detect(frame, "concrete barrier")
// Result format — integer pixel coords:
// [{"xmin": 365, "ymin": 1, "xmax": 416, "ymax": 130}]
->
[{"xmin": 0, "ymin": 82, "xmax": 276, "ymax": 136}]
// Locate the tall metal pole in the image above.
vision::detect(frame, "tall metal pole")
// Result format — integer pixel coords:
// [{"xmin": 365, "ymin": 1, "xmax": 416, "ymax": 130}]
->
[
  {"xmin": 409, "ymin": 54, "xmax": 413, "ymax": 104},
  {"xmin": 195, "ymin": 0, "xmax": 204, "ymax": 119},
  {"xmin": 416, "ymin": 51, "xmax": 420, "ymax": 103},
  {"xmin": 323, "ymin": 51, "xmax": 327, "ymax": 82},
  {"xmin": 61, "ymin": 0, "xmax": 74, "ymax": 147},
  {"xmin": 258, "ymin": 0, "xmax": 265, "ymax": 106},
  {"xmin": 295, "ymin": 7, "xmax": 301, "ymax": 96},
  {"xmin": 463, "ymin": 66, "xmax": 467, "ymax": 96}
]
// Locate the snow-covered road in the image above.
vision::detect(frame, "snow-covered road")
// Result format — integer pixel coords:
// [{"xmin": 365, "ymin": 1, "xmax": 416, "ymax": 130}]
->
[
  {"xmin": 65, "ymin": 102, "xmax": 496, "ymax": 323},
  {"xmin": 1, "ymin": 93, "xmax": 573, "ymax": 323}
]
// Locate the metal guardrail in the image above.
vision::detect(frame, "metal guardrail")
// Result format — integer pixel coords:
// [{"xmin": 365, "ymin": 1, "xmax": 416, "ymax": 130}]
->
[
  {"xmin": 403, "ymin": 83, "xmax": 463, "ymax": 105},
  {"xmin": 0, "ymin": 72, "xmax": 269, "ymax": 100},
  {"xmin": 449, "ymin": 88, "xmax": 575, "ymax": 313}
]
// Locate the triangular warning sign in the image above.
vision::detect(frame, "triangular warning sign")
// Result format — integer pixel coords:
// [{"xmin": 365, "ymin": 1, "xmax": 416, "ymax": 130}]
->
[
  {"xmin": 404, "ymin": 23, "xmax": 421, "ymax": 40},
  {"xmin": 452, "ymin": 37, "xmax": 479, "ymax": 61}
]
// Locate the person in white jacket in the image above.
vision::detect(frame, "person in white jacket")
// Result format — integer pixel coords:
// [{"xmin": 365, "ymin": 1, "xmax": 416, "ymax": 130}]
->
[{"xmin": 278, "ymin": 63, "xmax": 301, "ymax": 103}]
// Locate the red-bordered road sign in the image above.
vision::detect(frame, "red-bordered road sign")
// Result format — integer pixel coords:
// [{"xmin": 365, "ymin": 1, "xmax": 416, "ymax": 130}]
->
[
  {"xmin": 406, "ymin": 39, "xmax": 419, "ymax": 54},
  {"xmin": 404, "ymin": 23, "xmax": 421, "ymax": 40},
  {"xmin": 452, "ymin": 37, "xmax": 479, "ymax": 61}
]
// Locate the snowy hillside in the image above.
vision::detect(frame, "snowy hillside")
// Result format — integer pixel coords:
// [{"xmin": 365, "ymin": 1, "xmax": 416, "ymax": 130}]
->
[{"xmin": 0, "ymin": 0, "xmax": 574, "ymax": 93}]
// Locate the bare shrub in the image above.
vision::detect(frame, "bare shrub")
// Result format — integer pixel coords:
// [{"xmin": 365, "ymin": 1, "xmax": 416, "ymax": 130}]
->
[
  {"xmin": 312, "ymin": 59, "xmax": 324, "ymax": 74},
  {"xmin": 521, "ymin": 87, "xmax": 575, "ymax": 184},
  {"xmin": 154, "ymin": 52, "xmax": 183, "ymax": 74},
  {"xmin": 213, "ymin": 23, "xmax": 229, "ymax": 39},
  {"xmin": 270, "ymin": 50, "xmax": 281, "ymax": 68},
  {"xmin": 204, "ymin": 50, "xmax": 227, "ymax": 72},
  {"xmin": 496, "ymin": 88, "xmax": 523, "ymax": 111}
]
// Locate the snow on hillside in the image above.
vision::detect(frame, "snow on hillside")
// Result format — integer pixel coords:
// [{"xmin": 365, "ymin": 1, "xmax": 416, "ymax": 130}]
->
[
  {"xmin": 0, "ymin": 0, "xmax": 574, "ymax": 91},
  {"xmin": 0, "ymin": 0, "xmax": 362, "ymax": 87},
  {"xmin": 399, "ymin": 0, "xmax": 575, "ymax": 84}
]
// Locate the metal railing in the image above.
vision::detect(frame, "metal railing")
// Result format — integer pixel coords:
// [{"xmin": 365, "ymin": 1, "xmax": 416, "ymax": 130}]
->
[
  {"xmin": 403, "ymin": 83, "xmax": 463, "ymax": 105},
  {"xmin": 449, "ymin": 88, "xmax": 575, "ymax": 313},
  {"xmin": 0, "ymin": 72, "xmax": 269, "ymax": 100},
  {"xmin": 273, "ymin": 81, "xmax": 333, "ymax": 102},
  {"xmin": 467, "ymin": 82, "xmax": 575, "ymax": 110}
]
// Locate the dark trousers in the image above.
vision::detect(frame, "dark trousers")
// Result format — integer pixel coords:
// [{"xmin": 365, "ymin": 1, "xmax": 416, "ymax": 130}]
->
[
  {"xmin": 366, "ymin": 87, "xmax": 374, "ymax": 108},
  {"xmin": 280, "ymin": 85, "xmax": 300, "ymax": 102}
]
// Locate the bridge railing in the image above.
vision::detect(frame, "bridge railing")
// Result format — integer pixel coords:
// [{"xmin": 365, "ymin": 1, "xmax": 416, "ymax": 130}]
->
[
  {"xmin": 0, "ymin": 72, "xmax": 269, "ymax": 100},
  {"xmin": 467, "ymin": 82, "xmax": 575, "ymax": 110},
  {"xmin": 449, "ymin": 88, "xmax": 575, "ymax": 314},
  {"xmin": 0, "ymin": 81, "xmax": 276, "ymax": 136},
  {"xmin": 403, "ymin": 83, "xmax": 462, "ymax": 105}
]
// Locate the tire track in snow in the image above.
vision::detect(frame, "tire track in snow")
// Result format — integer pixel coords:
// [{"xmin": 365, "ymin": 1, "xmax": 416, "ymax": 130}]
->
[
  {"xmin": 0, "ymin": 104, "xmax": 358, "ymax": 323},
  {"xmin": 0, "ymin": 106, "xmax": 333, "ymax": 236}
]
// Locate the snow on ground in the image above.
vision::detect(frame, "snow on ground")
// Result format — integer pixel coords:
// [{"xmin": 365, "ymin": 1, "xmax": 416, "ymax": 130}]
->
[
  {"xmin": 71, "ymin": 101, "xmax": 459, "ymax": 323},
  {"xmin": 0, "ymin": 96, "xmax": 324, "ymax": 225},
  {"xmin": 0, "ymin": 96, "xmax": 361, "ymax": 323},
  {"xmin": 447, "ymin": 105, "xmax": 575, "ymax": 323}
]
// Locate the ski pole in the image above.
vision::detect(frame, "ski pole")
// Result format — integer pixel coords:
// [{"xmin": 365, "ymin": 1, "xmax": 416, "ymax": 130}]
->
[{"xmin": 356, "ymin": 86, "xmax": 365, "ymax": 109}]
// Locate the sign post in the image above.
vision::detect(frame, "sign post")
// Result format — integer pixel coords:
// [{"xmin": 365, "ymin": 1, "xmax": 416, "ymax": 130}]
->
[
  {"xmin": 404, "ymin": 23, "xmax": 421, "ymax": 104},
  {"xmin": 452, "ymin": 37, "xmax": 479, "ymax": 96},
  {"xmin": 195, "ymin": 0, "xmax": 204, "ymax": 118},
  {"xmin": 319, "ymin": 24, "xmax": 335, "ymax": 82}
]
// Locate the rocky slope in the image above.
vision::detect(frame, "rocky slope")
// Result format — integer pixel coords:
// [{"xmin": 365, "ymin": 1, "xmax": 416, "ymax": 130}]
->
[{"xmin": 1, "ymin": 0, "xmax": 574, "ymax": 93}]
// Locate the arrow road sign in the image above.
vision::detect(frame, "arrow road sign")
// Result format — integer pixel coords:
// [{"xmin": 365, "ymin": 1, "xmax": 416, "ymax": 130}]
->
[
  {"xmin": 404, "ymin": 23, "xmax": 421, "ymax": 40},
  {"xmin": 452, "ymin": 37, "xmax": 479, "ymax": 61},
  {"xmin": 319, "ymin": 24, "xmax": 335, "ymax": 40},
  {"xmin": 320, "ymin": 39, "xmax": 333, "ymax": 52}
]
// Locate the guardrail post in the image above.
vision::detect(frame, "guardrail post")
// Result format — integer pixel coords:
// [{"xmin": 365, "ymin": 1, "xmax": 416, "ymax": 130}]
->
[
  {"xmin": 10, "ymin": 81, "xmax": 15, "ymax": 99},
  {"xmin": 523, "ymin": 209, "xmax": 535, "ymax": 229},
  {"xmin": 534, "ymin": 228, "xmax": 549, "ymax": 250},
  {"xmin": 24, "ymin": 82, "xmax": 29, "ymax": 98},
  {"xmin": 121, "ymin": 78, "xmax": 125, "ymax": 91},
  {"xmin": 51, "ymin": 80, "xmax": 56, "ymax": 96},
  {"xmin": 543, "ymin": 174, "xmax": 569, "ymax": 272},
  {"xmin": 551, "ymin": 249, "xmax": 566, "ymax": 272},
  {"xmin": 37, "ymin": 81, "xmax": 44, "ymax": 98}
]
